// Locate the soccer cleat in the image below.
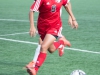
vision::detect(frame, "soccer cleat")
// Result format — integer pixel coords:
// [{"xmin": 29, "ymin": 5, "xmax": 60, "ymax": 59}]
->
[
  {"xmin": 58, "ymin": 44, "xmax": 64, "ymax": 57},
  {"xmin": 27, "ymin": 69, "xmax": 33, "ymax": 75},
  {"xmin": 26, "ymin": 61, "xmax": 36, "ymax": 75},
  {"xmin": 59, "ymin": 36, "xmax": 71, "ymax": 47},
  {"xmin": 27, "ymin": 68, "xmax": 36, "ymax": 75},
  {"xmin": 64, "ymin": 39, "xmax": 71, "ymax": 47},
  {"xmin": 58, "ymin": 36, "xmax": 71, "ymax": 57},
  {"xmin": 26, "ymin": 61, "xmax": 35, "ymax": 69}
]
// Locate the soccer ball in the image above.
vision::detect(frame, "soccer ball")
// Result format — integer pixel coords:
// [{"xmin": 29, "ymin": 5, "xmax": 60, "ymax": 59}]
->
[{"xmin": 70, "ymin": 70, "xmax": 86, "ymax": 75}]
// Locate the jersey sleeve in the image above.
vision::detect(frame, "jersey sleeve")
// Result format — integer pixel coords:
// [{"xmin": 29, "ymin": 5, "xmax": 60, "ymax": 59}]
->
[
  {"xmin": 30, "ymin": 0, "xmax": 43, "ymax": 12},
  {"xmin": 62, "ymin": 0, "xmax": 70, "ymax": 6}
]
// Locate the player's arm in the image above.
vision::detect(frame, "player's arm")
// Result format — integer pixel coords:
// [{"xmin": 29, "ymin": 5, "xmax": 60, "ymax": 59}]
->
[
  {"xmin": 64, "ymin": 2, "xmax": 78, "ymax": 29},
  {"xmin": 67, "ymin": 2, "xmax": 73, "ymax": 25},
  {"xmin": 29, "ymin": 0, "xmax": 42, "ymax": 37},
  {"xmin": 29, "ymin": 11, "xmax": 37, "ymax": 37}
]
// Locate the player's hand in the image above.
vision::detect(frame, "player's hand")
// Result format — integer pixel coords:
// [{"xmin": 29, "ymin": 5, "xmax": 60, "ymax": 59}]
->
[
  {"xmin": 72, "ymin": 20, "xmax": 78, "ymax": 29},
  {"xmin": 29, "ymin": 26, "xmax": 37, "ymax": 37},
  {"xmin": 68, "ymin": 16, "xmax": 78, "ymax": 29},
  {"xmin": 68, "ymin": 18, "xmax": 78, "ymax": 29}
]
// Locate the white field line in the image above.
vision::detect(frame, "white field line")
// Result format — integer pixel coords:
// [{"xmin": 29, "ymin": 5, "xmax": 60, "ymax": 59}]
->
[
  {"xmin": 0, "ymin": 37, "xmax": 38, "ymax": 45},
  {"xmin": 0, "ymin": 32, "xmax": 29, "ymax": 36},
  {"xmin": 0, "ymin": 19, "xmax": 37, "ymax": 22},
  {"xmin": 0, "ymin": 37, "xmax": 100, "ymax": 54},
  {"xmin": 65, "ymin": 47, "xmax": 100, "ymax": 54},
  {"xmin": 0, "ymin": 19, "xmax": 29, "ymax": 22}
]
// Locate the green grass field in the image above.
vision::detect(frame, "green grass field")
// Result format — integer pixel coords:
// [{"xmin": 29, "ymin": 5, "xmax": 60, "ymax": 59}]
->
[{"xmin": 0, "ymin": 0, "xmax": 100, "ymax": 75}]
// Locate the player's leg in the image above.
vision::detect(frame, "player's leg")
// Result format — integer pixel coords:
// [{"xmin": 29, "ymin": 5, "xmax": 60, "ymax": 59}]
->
[
  {"xmin": 26, "ymin": 35, "xmax": 70, "ymax": 68},
  {"xmin": 32, "ymin": 38, "xmax": 43, "ymax": 63},
  {"xmin": 26, "ymin": 38, "xmax": 42, "ymax": 69},
  {"xmin": 57, "ymin": 36, "xmax": 71, "ymax": 56},
  {"xmin": 29, "ymin": 34, "xmax": 56, "ymax": 74},
  {"xmin": 48, "ymin": 27, "xmax": 71, "ymax": 56},
  {"xmin": 48, "ymin": 36, "xmax": 71, "ymax": 56},
  {"xmin": 26, "ymin": 35, "xmax": 71, "ymax": 70},
  {"xmin": 52, "ymin": 27, "xmax": 71, "ymax": 56},
  {"xmin": 26, "ymin": 36, "xmax": 71, "ymax": 74},
  {"xmin": 25, "ymin": 36, "xmax": 64, "ymax": 71},
  {"xmin": 48, "ymin": 36, "xmax": 64, "ymax": 53},
  {"xmin": 26, "ymin": 45, "xmax": 41, "ymax": 68}
]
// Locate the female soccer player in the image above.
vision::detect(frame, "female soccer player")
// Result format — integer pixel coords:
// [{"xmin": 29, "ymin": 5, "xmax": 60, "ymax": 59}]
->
[{"xmin": 27, "ymin": 0, "xmax": 78, "ymax": 74}]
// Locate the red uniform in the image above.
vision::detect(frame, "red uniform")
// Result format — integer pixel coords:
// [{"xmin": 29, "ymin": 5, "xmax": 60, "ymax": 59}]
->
[{"xmin": 30, "ymin": 0, "xmax": 69, "ymax": 40}]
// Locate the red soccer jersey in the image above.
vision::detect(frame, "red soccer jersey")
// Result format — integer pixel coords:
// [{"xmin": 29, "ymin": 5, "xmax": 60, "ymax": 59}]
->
[{"xmin": 30, "ymin": 0, "xmax": 69, "ymax": 40}]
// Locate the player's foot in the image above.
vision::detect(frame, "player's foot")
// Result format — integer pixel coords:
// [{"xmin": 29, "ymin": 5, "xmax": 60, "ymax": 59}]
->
[
  {"xmin": 58, "ymin": 36, "xmax": 71, "ymax": 57},
  {"xmin": 27, "ymin": 68, "xmax": 36, "ymax": 75},
  {"xmin": 26, "ymin": 61, "xmax": 36, "ymax": 75},
  {"xmin": 58, "ymin": 44, "xmax": 64, "ymax": 57},
  {"xmin": 27, "ymin": 69, "xmax": 33, "ymax": 75},
  {"xmin": 26, "ymin": 61, "xmax": 35, "ymax": 69},
  {"xmin": 59, "ymin": 36, "xmax": 71, "ymax": 47}
]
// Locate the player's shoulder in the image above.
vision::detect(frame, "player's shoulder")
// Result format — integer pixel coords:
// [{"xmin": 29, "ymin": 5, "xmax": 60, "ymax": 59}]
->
[{"xmin": 61, "ymin": 0, "xmax": 70, "ymax": 5}]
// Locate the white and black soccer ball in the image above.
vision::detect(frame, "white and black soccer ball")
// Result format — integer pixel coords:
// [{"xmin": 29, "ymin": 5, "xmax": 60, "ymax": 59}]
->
[{"xmin": 70, "ymin": 70, "xmax": 86, "ymax": 75}]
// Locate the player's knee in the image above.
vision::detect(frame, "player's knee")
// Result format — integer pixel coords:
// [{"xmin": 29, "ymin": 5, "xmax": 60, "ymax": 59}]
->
[
  {"xmin": 48, "ymin": 48, "xmax": 55, "ymax": 53},
  {"xmin": 48, "ymin": 50, "xmax": 54, "ymax": 53},
  {"xmin": 40, "ymin": 44, "xmax": 48, "ymax": 52}
]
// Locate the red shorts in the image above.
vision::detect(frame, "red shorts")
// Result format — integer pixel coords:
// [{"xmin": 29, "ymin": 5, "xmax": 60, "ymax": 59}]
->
[{"xmin": 37, "ymin": 26, "xmax": 62, "ymax": 40}]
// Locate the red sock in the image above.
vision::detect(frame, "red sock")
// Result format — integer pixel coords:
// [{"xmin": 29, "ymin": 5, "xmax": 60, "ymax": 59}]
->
[
  {"xmin": 35, "ymin": 52, "xmax": 47, "ymax": 72},
  {"xmin": 53, "ymin": 40, "xmax": 64, "ymax": 49}
]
